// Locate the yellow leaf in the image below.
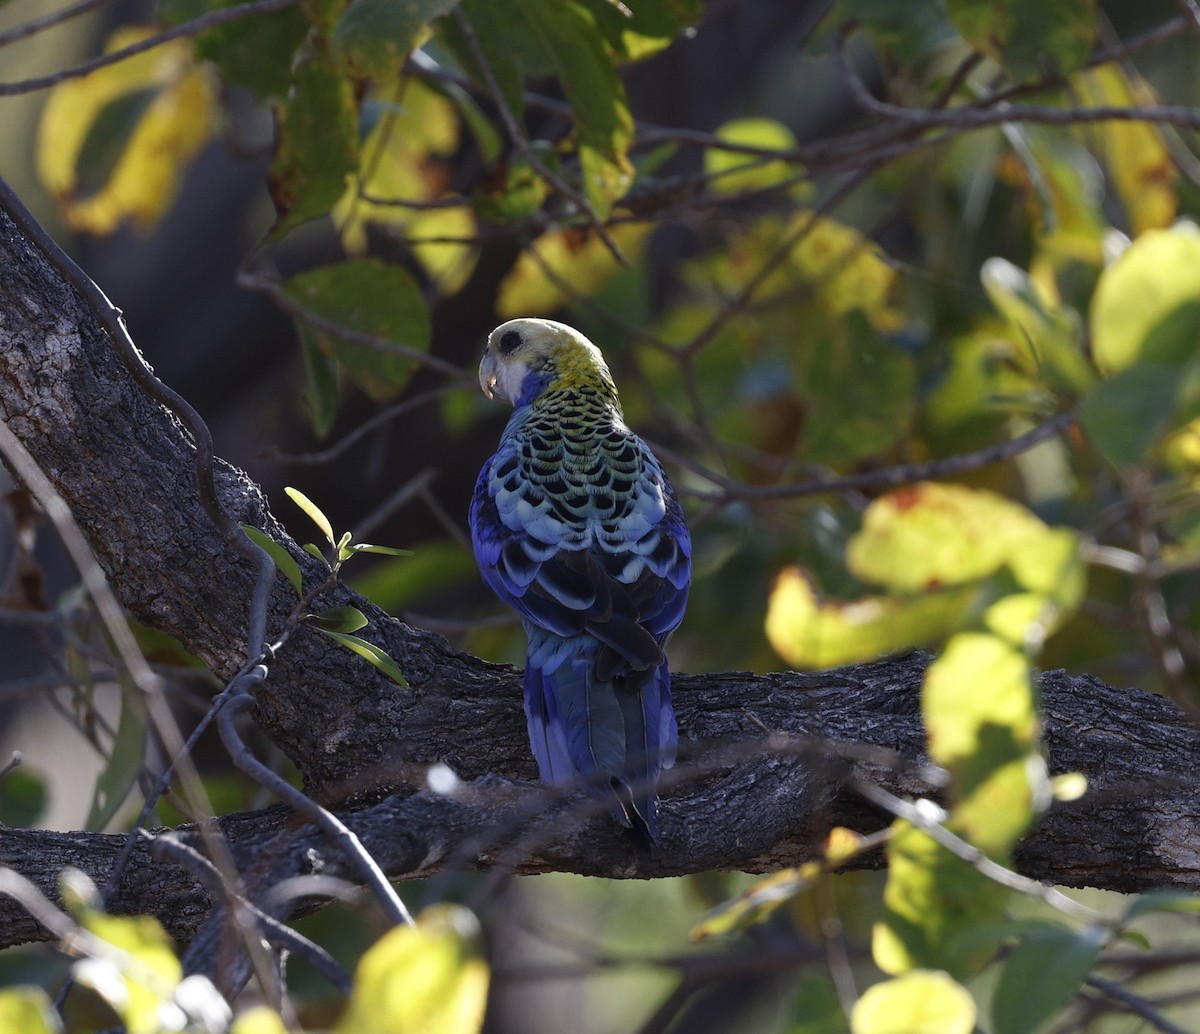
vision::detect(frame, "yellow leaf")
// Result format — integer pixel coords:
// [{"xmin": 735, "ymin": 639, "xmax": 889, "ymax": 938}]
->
[
  {"xmin": 496, "ymin": 224, "xmax": 650, "ymax": 317},
  {"xmin": 336, "ymin": 905, "xmax": 489, "ymax": 1034},
  {"xmin": 847, "ymin": 483, "xmax": 1046, "ymax": 593},
  {"xmin": 333, "ymin": 79, "xmax": 478, "ymax": 293},
  {"xmin": 765, "ymin": 566, "xmax": 977, "ymax": 669},
  {"xmin": 923, "ymin": 633, "xmax": 1039, "ymax": 769},
  {"xmin": 36, "ymin": 27, "xmax": 217, "ymax": 234},
  {"xmin": 0, "ymin": 987, "xmax": 61, "ymax": 1034},
  {"xmin": 73, "ymin": 909, "xmax": 182, "ymax": 1034},
  {"xmin": 232, "ymin": 1006, "xmax": 290, "ymax": 1034},
  {"xmin": 689, "ymin": 864, "xmax": 822, "ymax": 941},
  {"xmin": 851, "ymin": 971, "xmax": 976, "ymax": 1034},
  {"xmin": 704, "ymin": 117, "xmax": 808, "ymax": 196},
  {"xmin": 1074, "ymin": 65, "xmax": 1177, "ymax": 236},
  {"xmin": 1090, "ymin": 225, "xmax": 1200, "ymax": 376}
]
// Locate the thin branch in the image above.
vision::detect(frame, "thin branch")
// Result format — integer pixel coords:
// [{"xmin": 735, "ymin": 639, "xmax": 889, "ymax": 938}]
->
[
  {"xmin": 661, "ymin": 413, "xmax": 1073, "ymax": 503},
  {"xmin": 1083, "ymin": 974, "xmax": 1193, "ymax": 1034},
  {"xmin": 0, "ymin": 0, "xmax": 302, "ymax": 96},
  {"xmin": 217, "ymin": 682, "xmax": 414, "ymax": 928},
  {"xmin": 849, "ymin": 777, "xmax": 1108, "ymax": 927},
  {"xmin": 0, "ymin": 0, "xmax": 113, "ymax": 48}
]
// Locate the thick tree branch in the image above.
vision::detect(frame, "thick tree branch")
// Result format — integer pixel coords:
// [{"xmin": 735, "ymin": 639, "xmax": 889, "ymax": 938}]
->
[{"xmin": 2, "ymin": 193, "xmax": 1200, "ymax": 951}]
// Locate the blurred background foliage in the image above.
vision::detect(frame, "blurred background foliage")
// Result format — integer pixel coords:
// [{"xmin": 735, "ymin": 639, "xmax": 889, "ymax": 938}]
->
[{"xmin": 6, "ymin": 0, "xmax": 1200, "ymax": 1030}]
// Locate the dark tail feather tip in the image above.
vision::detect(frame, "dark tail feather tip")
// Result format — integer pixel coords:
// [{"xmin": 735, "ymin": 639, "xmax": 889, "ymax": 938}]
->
[{"xmin": 610, "ymin": 776, "xmax": 656, "ymax": 853}]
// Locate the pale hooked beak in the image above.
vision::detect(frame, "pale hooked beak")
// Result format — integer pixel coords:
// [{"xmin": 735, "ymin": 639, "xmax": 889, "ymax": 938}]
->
[{"xmin": 479, "ymin": 353, "xmax": 499, "ymax": 400}]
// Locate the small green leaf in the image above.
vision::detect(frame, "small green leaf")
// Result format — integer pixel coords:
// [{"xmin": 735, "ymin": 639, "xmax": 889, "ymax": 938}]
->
[
  {"xmin": 851, "ymin": 971, "xmax": 975, "ymax": 1034},
  {"xmin": 303, "ymin": 543, "xmax": 330, "ymax": 565},
  {"xmin": 241, "ymin": 525, "xmax": 304, "ymax": 596},
  {"xmin": 991, "ymin": 926, "xmax": 1102, "ymax": 1034},
  {"xmin": 351, "ymin": 543, "xmax": 416, "ymax": 557},
  {"xmin": 308, "ymin": 606, "xmax": 370, "ymax": 633},
  {"xmin": 85, "ymin": 676, "xmax": 146, "ymax": 831},
  {"xmin": 318, "ymin": 629, "xmax": 409, "ymax": 686},
  {"xmin": 286, "ymin": 487, "xmax": 336, "ymax": 546}
]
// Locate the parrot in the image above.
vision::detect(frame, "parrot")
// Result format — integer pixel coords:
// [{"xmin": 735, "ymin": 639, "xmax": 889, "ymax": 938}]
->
[{"xmin": 469, "ymin": 317, "xmax": 691, "ymax": 847}]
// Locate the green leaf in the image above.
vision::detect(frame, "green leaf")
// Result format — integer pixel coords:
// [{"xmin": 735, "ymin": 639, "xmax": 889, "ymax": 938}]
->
[
  {"xmin": 1090, "ymin": 227, "xmax": 1200, "ymax": 375},
  {"xmin": 436, "ymin": 0, "xmax": 537, "ymax": 120},
  {"xmin": 85, "ymin": 676, "xmax": 146, "ymax": 831},
  {"xmin": 787, "ymin": 970, "xmax": 850, "ymax": 1034},
  {"xmin": 851, "ymin": 971, "xmax": 975, "ymax": 1034},
  {"xmin": 0, "ymin": 987, "xmax": 61, "ymax": 1034},
  {"xmin": 161, "ymin": 0, "xmax": 309, "ymax": 100},
  {"xmin": 317, "ymin": 629, "xmax": 409, "ymax": 686},
  {"xmin": 286, "ymin": 487, "xmax": 336, "ymax": 546},
  {"xmin": 269, "ymin": 58, "xmax": 358, "ymax": 236},
  {"xmin": 874, "ymin": 822, "xmax": 1007, "ymax": 978},
  {"xmin": 350, "ymin": 543, "xmax": 416, "ymax": 557},
  {"xmin": 336, "ymin": 905, "xmax": 487, "ymax": 1034},
  {"xmin": 980, "ymin": 257, "xmax": 1093, "ymax": 394},
  {"xmin": 241, "ymin": 525, "xmax": 304, "ymax": 596},
  {"xmin": 514, "ymin": 0, "xmax": 634, "ymax": 214},
  {"xmin": 72, "ymin": 904, "xmax": 184, "ymax": 1034},
  {"xmin": 1077, "ymin": 363, "xmax": 1184, "ymax": 469},
  {"xmin": 303, "ymin": 543, "xmax": 331, "ymax": 565},
  {"xmin": 945, "ymin": 0, "xmax": 1097, "ymax": 81},
  {"xmin": 282, "ymin": 259, "xmax": 431, "ymax": 402},
  {"xmin": 0, "ymin": 770, "xmax": 47, "ymax": 828},
  {"xmin": 332, "ymin": 0, "xmax": 462, "ymax": 80},
  {"xmin": 991, "ymin": 926, "xmax": 1102, "ymax": 1034},
  {"xmin": 308, "ymin": 606, "xmax": 370, "ymax": 633},
  {"xmin": 923, "ymin": 633, "xmax": 1040, "ymax": 854}
]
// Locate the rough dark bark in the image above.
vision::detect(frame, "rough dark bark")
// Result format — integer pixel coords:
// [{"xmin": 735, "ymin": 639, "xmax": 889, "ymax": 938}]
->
[{"xmin": 2, "ymin": 195, "xmax": 1200, "ymax": 953}]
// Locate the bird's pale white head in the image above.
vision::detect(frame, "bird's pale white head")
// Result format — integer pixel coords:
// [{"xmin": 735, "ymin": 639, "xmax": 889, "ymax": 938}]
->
[{"xmin": 478, "ymin": 318, "xmax": 618, "ymax": 407}]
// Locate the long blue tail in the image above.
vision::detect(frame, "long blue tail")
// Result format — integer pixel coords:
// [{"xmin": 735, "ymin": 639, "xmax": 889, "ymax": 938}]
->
[{"xmin": 524, "ymin": 649, "xmax": 677, "ymax": 845}]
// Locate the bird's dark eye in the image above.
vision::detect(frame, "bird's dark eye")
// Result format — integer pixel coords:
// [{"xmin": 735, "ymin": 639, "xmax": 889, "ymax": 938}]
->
[{"xmin": 499, "ymin": 329, "xmax": 522, "ymax": 355}]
